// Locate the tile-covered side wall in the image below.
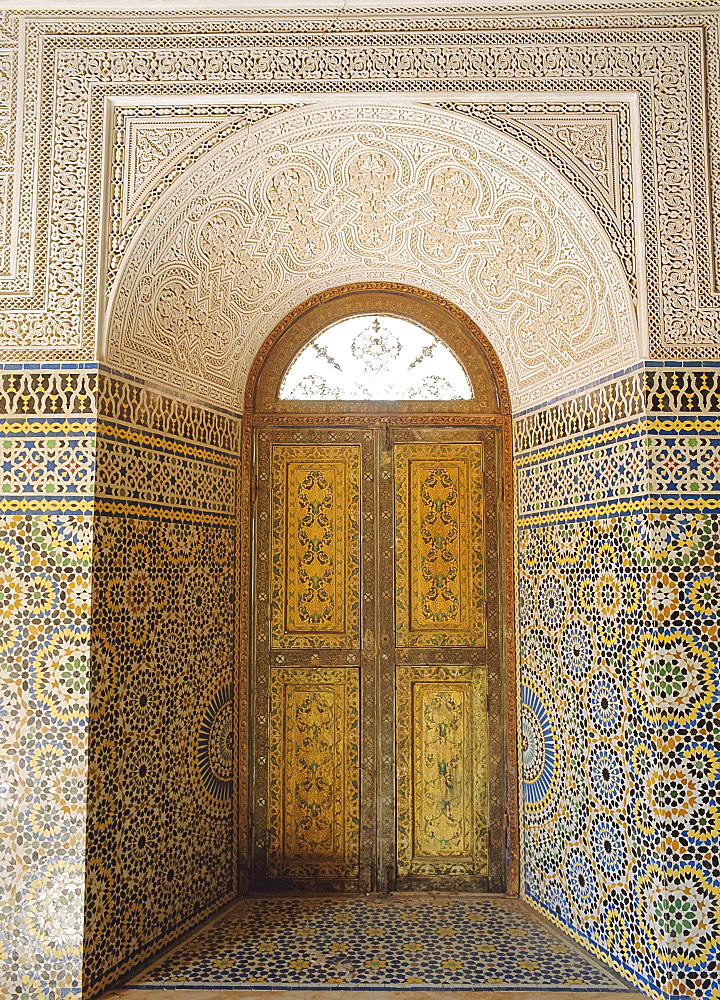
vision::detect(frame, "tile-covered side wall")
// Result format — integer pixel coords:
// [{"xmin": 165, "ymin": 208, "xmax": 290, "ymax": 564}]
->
[
  {"xmin": 514, "ymin": 366, "xmax": 660, "ymax": 996},
  {"xmin": 644, "ymin": 369, "xmax": 720, "ymax": 1000},
  {"xmin": 515, "ymin": 366, "xmax": 720, "ymax": 1000},
  {"xmin": 0, "ymin": 366, "xmax": 98, "ymax": 1000},
  {"xmin": 647, "ymin": 508, "xmax": 719, "ymax": 1000},
  {"xmin": 82, "ymin": 369, "xmax": 242, "ymax": 997}
]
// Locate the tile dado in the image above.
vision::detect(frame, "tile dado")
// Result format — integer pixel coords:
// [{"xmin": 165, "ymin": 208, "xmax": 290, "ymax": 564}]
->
[
  {"xmin": 2, "ymin": 429, "xmax": 95, "ymax": 497},
  {"xmin": 514, "ymin": 367, "xmax": 720, "ymax": 455},
  {"xmin": 84, "ymin": 370, "xmax": 241, "ymax": 998},
  {"xmin": 98, "ymin": 369, "xmax": 241, "ymax": 453},
  {"xmin": 515, "ymin": 367, "xmax": 720, "ymax": 1000},
  {"xmin": 645, "ymin": 369, "xmax": 720, "ymax": 415},
  {"xmin": 651, "ymin": 511, "xmax": 720, "ymax": 1000},
  {"xmin": 84, "ymin": 511, "xmax": 238, "ymax": 996},
  {"xmin": 519, "ymin": 513, "xmax": 664, "ymax": 998},
  {"xmin": 0, "ymin": 509, "xmax": 93, "ymax": 1000},
  {"xmin": 515, "ymin": 367, "xmax": 720, "ymax": 523},
  {"xmin": 516, "ymin": 420, "xmax": 720, "ymax": 521},
  {"xmin": 647, "ymin": 419, "xmax": 720, "ymax": 497},
  {"xmin": 0, "ymin": 365, "xmax": 243, "ymax": 1000},
  {"xmin": 513, "ymin": 370, "xmax": 646, "ymax": 454},
  {"xmin": 0, "ymin": 370, "xmax": 98, "ymax": 417},
  {"xmin": 0, "ymin": 371, "xmax": 98, "ymax": 506},
  {"xmin": 0, "ymin": 369, "xmax": 97, "ymax": 1000},
  {"xmin": 3, "ymin": 356, "xmax": 719, "ymax": 1000}
]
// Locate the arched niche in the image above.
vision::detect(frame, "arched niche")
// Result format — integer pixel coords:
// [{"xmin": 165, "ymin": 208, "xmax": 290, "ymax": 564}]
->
[{"xmin": 103, "ymin": 102, "xmax": 640, "ymax": 412}]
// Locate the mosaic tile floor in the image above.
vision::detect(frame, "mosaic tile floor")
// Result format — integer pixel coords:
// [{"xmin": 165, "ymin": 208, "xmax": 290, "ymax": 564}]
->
[{"xmin": 128, "ymin": 895, "xmax": 633, "ymax": 992}]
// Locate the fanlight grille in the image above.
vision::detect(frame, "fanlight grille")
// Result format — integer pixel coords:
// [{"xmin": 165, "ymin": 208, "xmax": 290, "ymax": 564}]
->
[{"xmin": 280, "ymin": 315, "xmax": 472, "ymax": 401}]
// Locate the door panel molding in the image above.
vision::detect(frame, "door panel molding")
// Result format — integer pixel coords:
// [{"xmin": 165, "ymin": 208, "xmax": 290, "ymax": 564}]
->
[
  {"xmin": 394, "ymin": 442, "xmax": 485, "ymax": 648},
  {"xmin": 396, "ymin": 664, "xmax": 488, "ymax": 879},
  {"xmin": 268, "ymin": 666, "xmax": 360, "ymax": 880},
  {"xmin": 270, "ymin": 443, "xmax": 361, "ymax": 648}
]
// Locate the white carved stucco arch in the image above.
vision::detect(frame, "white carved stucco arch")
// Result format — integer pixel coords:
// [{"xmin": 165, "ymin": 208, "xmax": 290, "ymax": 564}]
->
[{"xmin": 103, "ymin": 102, "xmax": 640, "ymax": 410}]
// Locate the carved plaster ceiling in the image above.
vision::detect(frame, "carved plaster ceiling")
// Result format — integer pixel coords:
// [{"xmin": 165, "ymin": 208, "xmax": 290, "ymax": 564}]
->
[{"xmin": 106, "ymin": 102, "xmax": 638, "ymax": 409}]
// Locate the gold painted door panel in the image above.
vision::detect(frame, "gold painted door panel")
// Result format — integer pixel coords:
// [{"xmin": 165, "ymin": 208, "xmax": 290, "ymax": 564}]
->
[
  {"xmin": 269, "ymin": 443, "xmax": 361, "ymax": 648},
  {"xmin": 251, "ymin": 424, "xmax": 504, "ymax": 893},
  {"xmin": 395, "ymin": 665, "xmax": 488, "ymax": 880},
  {"xmin": 383, "ymin": 429, "xmax": 503, "ymax": 892},
  {"xmin": 394, "ymin": 442, "xmax": 485, "ymax": 647},
  {"xmin": 252, "ymin": 428, "xmax": 374, "ymax": 891},
  {"xmin": 268, "ymin": 667, "xmax": 360, "ymax": 879}
]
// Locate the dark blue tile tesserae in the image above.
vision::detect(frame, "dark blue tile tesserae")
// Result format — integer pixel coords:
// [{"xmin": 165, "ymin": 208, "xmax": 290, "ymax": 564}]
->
[{"xmin": 129, "ymin": 896, "xmax": 633, "ymax": 991}]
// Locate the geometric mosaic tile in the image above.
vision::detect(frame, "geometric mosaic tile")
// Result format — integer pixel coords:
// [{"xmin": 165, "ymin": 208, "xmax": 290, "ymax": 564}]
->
[
  {"xmin": 0, "ymin": 367, "xmax": 97, "ymax": 1000},
  {"xmin": 127, "ymin": 895, "xmax": 634, "ymax": 991},
  {"xmin": 82, "ymin": 370, "xmax": 241, "ymax": 998},
  {"xmin": 0, "ymin": 508, "xmax": 93, "ymax": 1000},
  {"xmin": 2, "ymin": 435, "xmax": 95, "ymax": 496},
  {"xmin": 515, "ymin": 365, "xmax": 720, "ymax": 1000},
  {"xmin": 4, "ymin": 356, "xmax": 719, "ymax": 1000}
]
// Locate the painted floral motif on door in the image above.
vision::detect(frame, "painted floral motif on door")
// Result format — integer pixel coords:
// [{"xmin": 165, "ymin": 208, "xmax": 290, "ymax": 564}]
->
[
  {"xmin": 394, "ymin": 443, "xmax": 485, "ymax": 646},
  {"xmin": 270, "ymin": 444, "xmax": 360, "ymax": 647},
  {"xmin": 396, "ymin": 664, "xmax": 488, "ymax": 877},
  {"xmin": 268, "ymin": 668, "xmax": 360, "ymax": 879}
]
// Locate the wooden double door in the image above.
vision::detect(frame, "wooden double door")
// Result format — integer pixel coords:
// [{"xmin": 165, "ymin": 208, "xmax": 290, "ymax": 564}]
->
[{"xmin": 250, "ymin": 421, "xmax": 506, "ymax": 893}]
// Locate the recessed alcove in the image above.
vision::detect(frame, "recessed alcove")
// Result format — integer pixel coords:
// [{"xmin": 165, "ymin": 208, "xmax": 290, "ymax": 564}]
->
[{"xmin": 2, "ymin": 13, "xmax": 717, "ymax": 1000}]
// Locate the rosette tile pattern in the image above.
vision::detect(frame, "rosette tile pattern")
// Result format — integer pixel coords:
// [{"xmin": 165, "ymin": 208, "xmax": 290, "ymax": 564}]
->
[
  {"xmin": 515, "ymin": 364, "xmax": 720, "ymax": 1000},
  {"xmin": 83, "ymin": 370, "xmax": 242, "ymax": 997},
  {"xmin": 645, "ymin": 372, "xmax": 720, "ymax": 998},
  {"xmin": 0, "ymin": 366, "xmax": 97, "ymax": 1000}
]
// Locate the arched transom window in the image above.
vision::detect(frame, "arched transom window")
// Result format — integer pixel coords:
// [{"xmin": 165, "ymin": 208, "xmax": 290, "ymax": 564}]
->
[{"xmin": 279, "ymin": 314, "xmax": 473, "ymax": 401}]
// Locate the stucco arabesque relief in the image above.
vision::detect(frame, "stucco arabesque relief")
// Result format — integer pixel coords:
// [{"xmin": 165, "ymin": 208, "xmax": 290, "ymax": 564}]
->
[
  {"xmin": 0, "ymin": 12, "xmax": 718, "ymax": 405},
  {"xmin": 105, "ymin": 101, "xmax": 638, "ymax": 409},
  {"xmin": 107, "ymin": 93, "xmax": 639, "ymax": 299}
]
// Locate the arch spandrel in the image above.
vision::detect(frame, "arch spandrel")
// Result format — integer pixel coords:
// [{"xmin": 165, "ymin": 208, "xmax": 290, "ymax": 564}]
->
[{"xmin": 104, "ymin": 102, "xmax": 640, "ymax": 411}]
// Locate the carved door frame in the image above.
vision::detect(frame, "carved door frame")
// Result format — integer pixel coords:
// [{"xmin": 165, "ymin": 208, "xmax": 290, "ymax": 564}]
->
[{"xmin": 239, "ymin": 282, "xmax": 518, "ymax": 895}]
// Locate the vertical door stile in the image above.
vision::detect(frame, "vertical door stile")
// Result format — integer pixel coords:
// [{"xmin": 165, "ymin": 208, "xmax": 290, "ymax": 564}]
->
[
  {"xmin": 358, "ymin": 425, "xmax": 378, "ymax": 891},
  {"xmin": 376, "ymin": 422, "xmax": 395, "ymax": 892}
]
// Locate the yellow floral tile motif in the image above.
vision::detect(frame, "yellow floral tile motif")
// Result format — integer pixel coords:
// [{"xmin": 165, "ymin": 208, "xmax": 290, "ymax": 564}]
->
[
  {"xmin": 268, "ymin": 667, "xmax": 360, "ymax": 879},
  {"xmin": 271, "ymin": 445, "xmax": 360, "ymax": 648},
  {"xmin": 396, "ymin": 664, "xmax": 488, "ymax": 877},
  {"xmin": 394, "ymin": 443, "xmax": 484, "ymax": 647}
]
